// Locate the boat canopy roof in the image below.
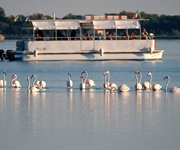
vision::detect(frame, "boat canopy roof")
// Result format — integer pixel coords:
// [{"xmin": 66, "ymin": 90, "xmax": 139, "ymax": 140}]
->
[
  {"xmin": 32, "ymin": 20, "xmax": 80, "ymax": 30},
  {"xmin": 27, "ymin": 19, "xmax": 141, "ymax": 30},
  {"xmin": 92, "ymin": 20, "xmax": 140, "ymax": 29}
]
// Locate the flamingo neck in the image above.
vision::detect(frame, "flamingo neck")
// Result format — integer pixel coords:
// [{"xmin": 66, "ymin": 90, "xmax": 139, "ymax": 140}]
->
[
  {"xmin": 104, "ymin": 74, "xmax": 107, "ymax": 88},
  {"xmin": 2, "ymin": 73, "xmax": 6, "ymax": 86},
  {"xmin": 32, "ymin": 75, "xmax": 37, "ymax": 87},
  {"xmin": 27, "ymin": 77, "xmax": 30, "ymax": 93},
  {"xmin": 107, "ymin": 72, "xmax": 110, "ymax": 83},
  {"xmin": 68, "ymin": 74, "xmax": 70, "ymax": 81},
  {"xmin": 85, "ymin": 72, "xmax": 88, "ymax": 82},
  {"xmin": 139, "ymin": 72, "xmax": 142, "ymax": 83},
  {"xmin": 11, "ymin": 76, "xmax": 16, "ymax": 86},
  {"xmin": 3, "ymin": 73, "xmax": 6, "ymax": 81},
  {"xmin": 81, "ymin": 77, "xmax": 84, "ymax": 84},
  {"xmin": 165, "ymin": 77, "xmax": 170, "ymax": 92},
  {"xmin": 149, "ymin": 74, "xmax": 152, "ymax": 89},
  {"xmin": 135, "ymin": 74, "xmax": 138, "ymax": 84}
]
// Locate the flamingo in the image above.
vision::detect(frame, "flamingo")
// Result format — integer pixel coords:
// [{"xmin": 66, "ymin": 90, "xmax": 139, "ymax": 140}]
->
[
  {"xmin": 11, "ymin": 74, "xmax": 21, "ymax": 88},
  {"xmin": 0, "ymin": 72, "xmax": 7, "ymax": 87},
  {"xmin": 79, "ymin": 76, "xmax": 86, "ymax": 90},
  {"xmin": 134, "ymin": 70, "xmax": 142, "ymax": 90},
  {"xmin": 31, "ymin": 74, "xmax": 40, "ymax": 87},
  {"xmin": 103, "ymin": 70, "xmax": 117, "ymax": 91},
  {"xmin": 147, "ymin": 72, "xmax": 162, "ymax": 91},
  {"xmin": 31, "ymin": 74, "xmax": 46, "ymax": 89},
  {"xmin": 81, "ymin": 70, "xmax": 95, "ymax": 87},
  {"xmin": 164, "ymin": 76, "xmax": 180, "ymax": 93},
  {"xmin": 27, "ymin": 76, "xmax": 39, "ymax": 93},
  {"xmin": 138, "ymin": 71, "xmax": 151, "ymax": 90},
  {"xmin": 27, "ymin": 77, "xmax": 31, "ymax": 93},
  {"xmin": 67, "ymin": 72, "xmax": 73, "ymax": 88},
  {"xmin": 103, "ymin": 71, "xmax": 110, "ymax": 88},
  {"xmin": 118, "ymin": 84, "xmax": 130, "ymax": 92},
  {"xmin": 39, "ymin": 81, "xmax": 46, "ymax": 89}
]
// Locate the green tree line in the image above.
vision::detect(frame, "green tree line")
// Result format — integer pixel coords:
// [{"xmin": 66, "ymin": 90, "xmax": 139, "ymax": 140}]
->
[{"xmin": 0, "ymin": 7, "xmax": 180, "ymax": 39}]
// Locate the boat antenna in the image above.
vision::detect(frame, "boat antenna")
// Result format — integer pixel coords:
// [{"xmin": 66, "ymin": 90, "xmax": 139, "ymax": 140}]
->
[{"xmin": 53, "ymin": 12, "xmax": 56, "ymax": 20}]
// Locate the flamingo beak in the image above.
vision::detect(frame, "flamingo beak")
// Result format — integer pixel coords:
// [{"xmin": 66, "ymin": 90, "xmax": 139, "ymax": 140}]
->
[{"xmin": 31, "ymin": 75, "xmax": 34, "ymax": 79}]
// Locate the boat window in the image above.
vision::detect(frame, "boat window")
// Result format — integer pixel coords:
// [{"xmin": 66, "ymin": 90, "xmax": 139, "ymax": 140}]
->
[
  {"xmin": 105, "ymin": 29, "xmax": 116, "ymax": 40},
  {"xmin": 95, "ymin": 29, "xmax": 104, "ymax": 40},
  {"xmin": 117, "ymin": 29, "xmax": 128, "ymax": 40},
  {"xmin": 57, "ymin": 30, "xmax": 67, "ymax": 40},
  {"xmin": 81, "ymin": 29, "xmax": 94, "ymax": 40},
  {"xmin": 50, "ymin": 29, "xmax": 80, "ymax": 40},
  {"xmin": 128, "ymin": 29, "xmax": 140, "ymax": 39},
  {"xmin": 69, "ymin": 29, "xmax": 80, "ymax": 40},
  {"xmin": 43, "ymin": 30, "xmax": 54, "ymax": 40}
]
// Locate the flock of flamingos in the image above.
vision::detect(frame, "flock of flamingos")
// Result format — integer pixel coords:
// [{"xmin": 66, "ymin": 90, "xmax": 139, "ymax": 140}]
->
[{"xmin": 0, "ymin": 70, "xmax": 180, "ymax": 93}]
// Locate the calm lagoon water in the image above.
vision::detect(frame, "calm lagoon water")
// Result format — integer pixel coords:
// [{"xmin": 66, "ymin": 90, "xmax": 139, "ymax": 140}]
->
[{"xmin": 0, "ymin": 40, "xmax": 180, "ymax": 149}]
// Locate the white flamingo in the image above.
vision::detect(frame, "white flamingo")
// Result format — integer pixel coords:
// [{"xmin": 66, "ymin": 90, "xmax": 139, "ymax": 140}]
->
[
  {"xmin": 79, "ymin": 76, "xmax": 86, "ymax": 90},
  {"xmin": 31, "ymin": 74, "xmax": 40, "ymax": 87},
  {"xmin": 67, "ymin": 72, "xmax": 73, "ymax": 88},
  {"xmin": 103, "ymin": 70, "xmax": 117, "ymax": 91},
  {"xmin": 103, "ymin": 71, "xmax": 110, "ymax": 88},
  {"xmin": 11, "ymin": 74, "xmax": 21, "ymax": 88},
  {"xmin": 139, "ymin": 71, "xmax": 151, "ymax": 89},
  {"xmin": 81, "ymin": 70, "xmax": 95, "ymax": 87},
  {"xmin": 134, "ymin": 70, "xmax": 142, "ymax": 90},
  {"xmin": 118, "ymin": 84, "xmax": 130, "ymax": 92},
  {"xmin": 27, "ymin": 76, "xmax": 39, "ymax": 93},
  {"xmin": 27, "ymin": 77, "xmax": 31, "ymax": 93},
  {"xmin": 0, "ymin": 72, "xmax": 7, "ymax": 87},
  {"xmin": 164, "ymin": 76, "xmax": 180, "ymax": 93},
  {"xmin": 31, "ymin": 74, "xmax": 46, "ymax": 89},
  {"xmin": 39, "ymin": 80, "xmax": 46, "ymax": 89},
  {"xmin": 147, "ymin": 72, "xmax": 162, "ymax": 91}
]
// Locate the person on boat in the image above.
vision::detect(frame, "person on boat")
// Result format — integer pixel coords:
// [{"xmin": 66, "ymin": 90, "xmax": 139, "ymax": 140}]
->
[
  {"xmin": 86, "ymin": 33, "xmax": 92, "ymax": 40},
  {"xmin": 121, "ymin": 31, "xmax": 128, "ymax": 40},
  {"xmin": 35, "ymin": 30, "xmax": 44, "ymax": 41},
  {"xmin": 129, "ymin": 32, "xmax": 137, "ymax": 40},
  {"xmin": 141, "ymin": 28, "xmax": 148, "ymax": 39},
  {"xmin": 71, "ymin": 30, "xmax": 76, "ymax": 40},
  {"xmin": 106, "ymin": 32, "xmax": 113, "ymax": 40},
  {"xmin": 98, "ymin": 33, "xmax": 102, "ymax": 40}
]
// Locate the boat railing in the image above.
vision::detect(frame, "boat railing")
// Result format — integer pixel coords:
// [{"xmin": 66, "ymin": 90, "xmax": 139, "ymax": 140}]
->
[{"xmin": 26, "ymin": 35, "xmax": 153, "ymax": 41}]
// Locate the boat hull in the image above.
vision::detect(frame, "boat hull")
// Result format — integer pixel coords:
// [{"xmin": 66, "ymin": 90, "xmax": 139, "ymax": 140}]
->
[
  {"xmin": 15, "ymin": 50, "xmax": 164, "ymax": 61},
  {"xmin": 15, "ymin": 40, "xmax": 164, "ymax": 61}
]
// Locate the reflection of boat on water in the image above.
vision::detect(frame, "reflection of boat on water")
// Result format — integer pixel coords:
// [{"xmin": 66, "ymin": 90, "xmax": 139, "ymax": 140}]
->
[
  {"xmin": 0, "ymin": 34, "xmax": 5, "ymax": 41},
  {"xmin": 13, "ymin": 15, "xmax": 164, "ymax": 61}
]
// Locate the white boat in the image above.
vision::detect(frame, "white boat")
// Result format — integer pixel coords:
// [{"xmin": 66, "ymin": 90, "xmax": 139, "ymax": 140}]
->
[{"xmin": 14, "ymin": 15, "xmax": 164, "ymax": 61}]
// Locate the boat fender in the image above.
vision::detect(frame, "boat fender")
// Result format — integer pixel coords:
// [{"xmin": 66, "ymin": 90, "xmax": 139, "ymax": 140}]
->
[
  {"xmin": 0, "ymin": 49, "xmax": 4, "ymax": 60},
  {"xmin": 34, "ymin": 50, "xmax": 38, "ymax": 57},
  {"xmin": 100, "ymin": 48, "xmax": 104, "ymax": 56},
  {"xmin": 149, "ymin": 47, "xmax": 153, "ymax": 54},
  {"xmin": 154, "ymin": 41, "xmax": 156, "ymax": 49},
  {"xmin": 6, "ymin": 50, "xmax": 14, "ymax": 61}
]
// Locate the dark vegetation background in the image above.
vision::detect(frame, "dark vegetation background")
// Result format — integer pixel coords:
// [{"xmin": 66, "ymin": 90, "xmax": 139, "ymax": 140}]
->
[{"xmin": 0, "ymin": 7, "xmax": 179, "ymax": 39}]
